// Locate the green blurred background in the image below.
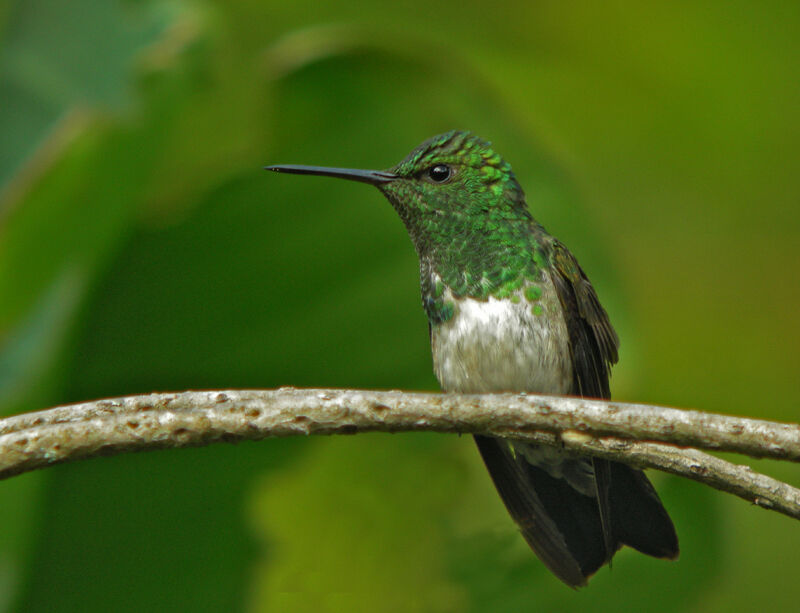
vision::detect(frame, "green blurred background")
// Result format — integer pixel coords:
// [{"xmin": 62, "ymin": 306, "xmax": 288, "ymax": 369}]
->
[{"xmin": 1, "ymin": 0, "xmax": 798, "ymax": 611}]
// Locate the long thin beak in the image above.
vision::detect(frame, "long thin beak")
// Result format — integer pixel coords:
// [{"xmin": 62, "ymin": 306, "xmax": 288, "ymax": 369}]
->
[{"xmin": 265, "ymin": 164, "xmax": 398, "ymax": 186}]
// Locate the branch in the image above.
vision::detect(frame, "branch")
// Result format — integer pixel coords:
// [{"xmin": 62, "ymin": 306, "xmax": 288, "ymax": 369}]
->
[{"xmin": 1, "ymin": 388, "xmax": 798, "ymax": 519}]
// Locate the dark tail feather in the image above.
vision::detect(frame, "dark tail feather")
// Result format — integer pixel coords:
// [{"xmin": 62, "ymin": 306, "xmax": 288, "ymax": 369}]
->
[
  {"xmin": 474, "ymin": 435, "xmax": 678, "ymax": 588},
  {"xmin": 592, "ymin": 458, "xmax": 616, "ymax": 565},
  {"xmin": 474, "ymin": 435, "xmax": 607, "ymax": 587},
  {"xmin": 607, "ymin": 461, "xmax": 679, "ymax": 559}
]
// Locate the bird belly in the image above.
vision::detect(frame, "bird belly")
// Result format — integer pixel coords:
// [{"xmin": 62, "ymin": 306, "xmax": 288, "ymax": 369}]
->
[
  {"xmin": 431, "ymin": 279, "xmax": 572, "ymax": 395},
  {"xmin": 431, "ymin": 279, "xmax": 592, "ymax": 493}
]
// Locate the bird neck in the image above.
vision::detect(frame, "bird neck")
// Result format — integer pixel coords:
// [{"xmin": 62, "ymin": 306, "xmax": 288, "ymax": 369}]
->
[{"xmin": 416, "ymin": 215, "xmax": 551, "ymax": 325}]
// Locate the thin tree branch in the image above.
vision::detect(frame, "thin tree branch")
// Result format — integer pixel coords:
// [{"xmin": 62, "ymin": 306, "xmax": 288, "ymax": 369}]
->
[{"xmin": 1, "ymin": 388, "xmax": 798, "ymax": 519}]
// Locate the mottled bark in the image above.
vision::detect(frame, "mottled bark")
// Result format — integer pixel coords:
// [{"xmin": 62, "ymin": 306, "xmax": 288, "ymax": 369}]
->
[{"xmin": 1, "ymin": 388, "xmax": 798, "ymax": 518}]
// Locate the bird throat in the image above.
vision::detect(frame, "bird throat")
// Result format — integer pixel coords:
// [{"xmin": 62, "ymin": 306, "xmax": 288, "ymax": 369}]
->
[{"xmin": 415, "ymin": 216, "xmax": 550, "ymax": 326}]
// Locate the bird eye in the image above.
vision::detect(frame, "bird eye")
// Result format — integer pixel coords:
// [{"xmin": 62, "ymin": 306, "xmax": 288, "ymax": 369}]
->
[{"xmin": 427, "ymin": 164, "xmax": 452, "ymax": 183}]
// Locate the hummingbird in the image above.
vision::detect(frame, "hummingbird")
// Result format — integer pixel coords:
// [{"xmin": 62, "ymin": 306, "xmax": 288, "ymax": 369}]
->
[{"xmin": 266, "ymin": 130, "xmax": 678, "ymax": 587}]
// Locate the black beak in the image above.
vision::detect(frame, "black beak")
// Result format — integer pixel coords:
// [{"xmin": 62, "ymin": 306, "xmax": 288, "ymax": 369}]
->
[{"xmin": 265, "ymin": 164, "xmax": 398, "ymax": 186}]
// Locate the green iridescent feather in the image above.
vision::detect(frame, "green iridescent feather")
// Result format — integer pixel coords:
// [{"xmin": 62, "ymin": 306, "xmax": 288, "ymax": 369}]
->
[{"xmin": 380, "ymin": 131, "xmax": 550, "ymax": 322}]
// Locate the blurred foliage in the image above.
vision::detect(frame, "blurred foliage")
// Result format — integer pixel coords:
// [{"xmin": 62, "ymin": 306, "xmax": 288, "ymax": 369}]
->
[{"xmin": 1, "ymin": 0, "xmax": 798, "ymax": 611}]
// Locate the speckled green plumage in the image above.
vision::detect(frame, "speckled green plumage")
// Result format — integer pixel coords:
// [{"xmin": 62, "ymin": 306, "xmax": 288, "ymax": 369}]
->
[{"xmin": 380, "ymin": 131, "xmax": 549, "ymax": 323}]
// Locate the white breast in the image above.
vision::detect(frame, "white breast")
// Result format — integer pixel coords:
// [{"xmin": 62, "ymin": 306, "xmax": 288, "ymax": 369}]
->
[{"xmin": 431, "ymin": 273, "xmax": 573, "ymax": 395}]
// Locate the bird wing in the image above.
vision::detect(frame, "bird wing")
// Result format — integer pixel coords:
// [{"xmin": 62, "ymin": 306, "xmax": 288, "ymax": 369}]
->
[
  {"xmin": 475, "ymin": 239, "xmax": 677, "ymax": 588},
  {"xmin": 549, "ymin": 238, "xmax": 678, "ymax": 564},
  {"xmin": 549, "ymin": 239, "xmax": 619, "ymax": 399}
]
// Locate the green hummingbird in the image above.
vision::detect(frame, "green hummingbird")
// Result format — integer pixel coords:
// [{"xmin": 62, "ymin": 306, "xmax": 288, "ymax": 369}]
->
[{"xmin": 266, "ymin": 130, "xmax": 678, "ymax": 587}]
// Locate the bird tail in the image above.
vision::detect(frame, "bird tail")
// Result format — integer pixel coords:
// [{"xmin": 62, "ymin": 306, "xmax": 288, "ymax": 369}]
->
[{"xmin": 473, "ymin": 435, "xmax": 678, "ymax": 588}]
